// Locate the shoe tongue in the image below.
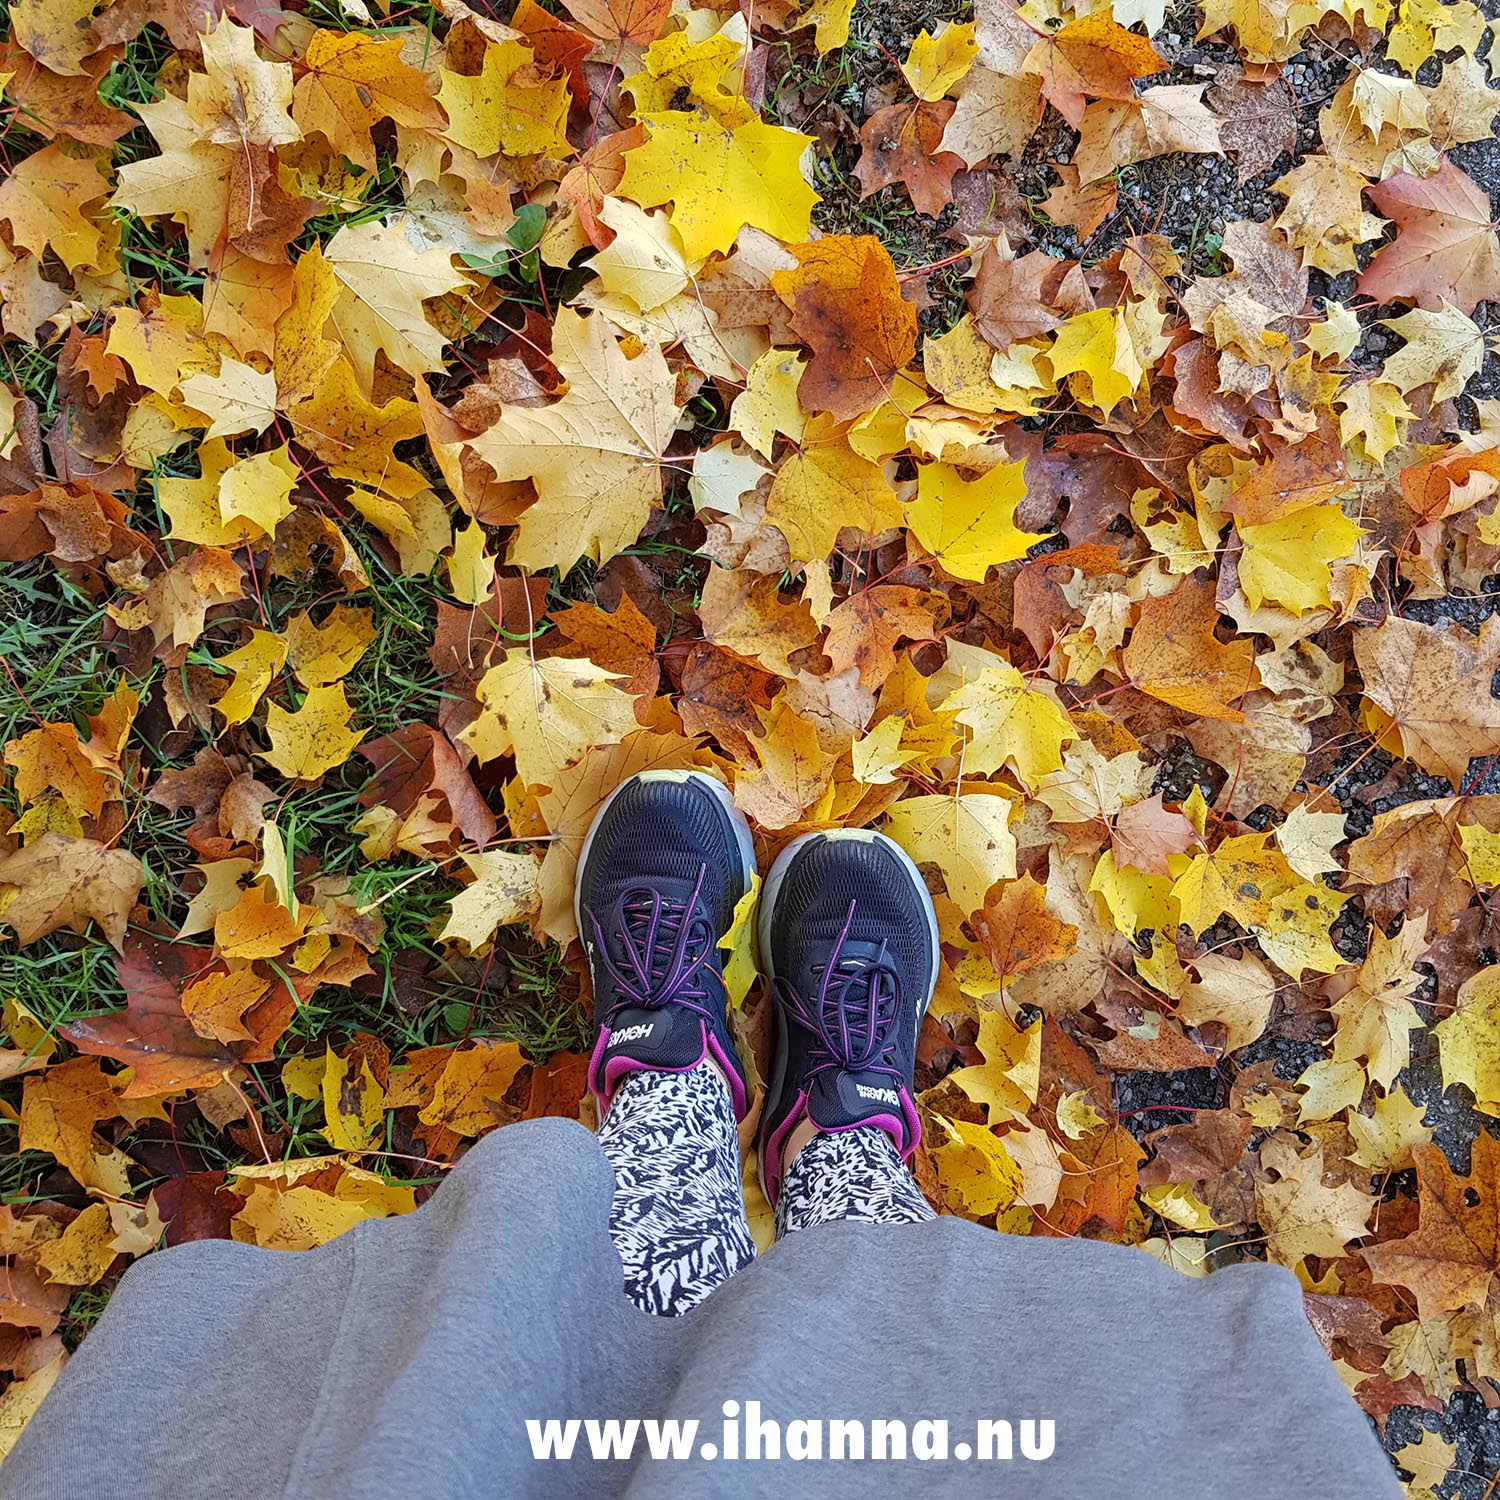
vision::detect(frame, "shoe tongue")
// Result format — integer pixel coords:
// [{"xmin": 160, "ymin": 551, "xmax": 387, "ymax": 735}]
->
[
  {"xmin": 805, "ymin": 1068, "xmax": 907, "ymax": 1136},
  {"xmin": 825, "ymin": 937, "xmax": 888, "ymax": 969},
  {"xmin": 600, "ymin": 1004, "xmax": 707, "ymax": 1071}
]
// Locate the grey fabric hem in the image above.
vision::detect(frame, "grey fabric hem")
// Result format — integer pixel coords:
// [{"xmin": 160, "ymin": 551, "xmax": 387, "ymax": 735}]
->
[{"xmin": 0, "ymin": 1117, "xmax": 1401, "ymax": 1500}]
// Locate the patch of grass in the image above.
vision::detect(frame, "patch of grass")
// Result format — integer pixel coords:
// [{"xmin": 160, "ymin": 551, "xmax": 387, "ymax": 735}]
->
[
  {"xmin": 0, "ymin": 568, "xmax": 117, "ymax": 743},
  {"xmin": 60, "ymin": 1285, "xmax": 115, "ymax": 1350},
  {"xmin": 0, "ymin": 940, "xmax": 120, "ymax": 1044}
]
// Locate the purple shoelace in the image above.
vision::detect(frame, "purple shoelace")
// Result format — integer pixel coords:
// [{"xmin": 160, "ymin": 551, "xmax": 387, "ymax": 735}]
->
[
  {"xmin": 587, "ymin": 865, "xmax": 721, "ymax": 1024},
  {"xmin": 776, "ymin": 899, "xmax": 905, "ymax": 1086}
]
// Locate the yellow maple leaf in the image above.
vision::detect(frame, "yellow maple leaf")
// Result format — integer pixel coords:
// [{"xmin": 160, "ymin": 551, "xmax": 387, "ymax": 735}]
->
[
  {"xmin": 321, "ymin": 1045, "xmax": 385, "ymax": 1152},
  {"xmin": 764, "ymin": 414, "xmax": 904, "ymax": 565},
  {"xmin": 273, "ymin": 243, "xmax": 342, "ymax": 407},
  {"xmin": 622, "ymin": 27, "xmax": 749, "ymax": 124},
  {"xmin": 194, "ymin": 17, "xmax": 300, "ymax": 148},
  {"xmin": 1330, "ymin": 924, "xmax": 1426, "ymax": 1088},
  {"xmin": 940, "ymin": 660, "xmax": 1078, "ymax": 788},
  {"xmin": 588, "ymin": 198, "xmax": 695, "ymax": 314},
  {"xmin": 1435, "ymin": 965, "xmax": 1500, "ymax": 1114},
  {"xmin": 286, "ymin": 358, "xmax": 427, "ymax": 498},
  {"xmin": 1236, "ymin": 502, "xmax": 1366, "ymax": 615},
  {"xmin": 214, "ymin": 628, "xmax": 289, "ymax": 726},
  {"xmin": 1255, "ymin": 1138, "xmax": 1372, "ymax": 1266},
  {"xmin": 439, "ymin": 850, "xmax": 544, "ymax": 951},
  {"xmin": 949, "ymin": 1006, "xmax": 1040, "ymax": 1123},
  {"xmin": 179, "ymin": 357, "xmax": 278, "ymax": 440},
  {"xmin": 795, "ymin": 0, "xmax": 856, "ymax": 51},
  {"xmin": 1169, "ymin": 832, "xmax": 1296, "ymax": 934},
  {"xmin": 851, "ymin": 714, "xmax": 920, "ymax": 784},
  {"xmin": 1458, "ymin": 822, "xmax": 1500, "ymax": 884},
  {"xmin": 108, "ymin": 96, "xmax": 231, "ymax": 269},
  {"xmin": 180, "ymin": 967, "xmax": 268, "ymax": 1044},
  {"xmin": 418, "ymin": 1041, "xmax": 527, "ymax": 1135},
  {"xmin": 1090, "ymin": 848, "xmax": 1175, "ymax": 938},
  {"xmin": 932, "ymin": 1114, "xmax": 1023, "ymax": 1216},
  {"xmin": 907, "ymin": 458, "xmax": 1041, "ymax": 581},
  {"xmin": 285, "ymin": 605, "xmax": 375, "ymax": 688},
  {"xmin": 735, "ymin": 702, "xmax": 836, "ymax": 829},
  {"xmin": 4, "ymin": 722, "xmax": 110, "ymax": 819},
  {"xmin": 883, "ymin": 791, "xmax": 1018, "ymax": 913},
  {"xmin": 617, "ymin": 108, "xmax": 819, "ymax": 261},
  {"xmin": 901, "ymin": 22, "xmax": 978, "ymax": 100},
  {"xmin": 729, "ymin": 348, "xmax": 808, "ymax": 459},
  {"xmin": 468, "ymin": 307, "xmax": 683, "ymax": 572},
  {"xmin": 1257, "ymin": 880, "xmax": 1349, "ymax": 978},
  {"xmin": 157, "ymin": 439, "xmax": 259, "ymax": 549},
  {"xmin": 107, "ymin": 294, "xmax": 213, "ymax": 399},
  {"xmin": 1046, "ymin": 306, "xmax": 1145, "ymax": 415},
  {"xmin": 292, "ymin": 29, "xmax": 445, "ymax": 172},
  {"xmin": 261, "ymin": 684, "xmax": 363, "ymax": 781},
  {"xmin": 219, "ymin": 445, "xmax": 299, "ymax": 537},
  {"xmin": 1346, "ymin": 1087, "xmax": 1433, "ymax": 1170},
  {"xmin": 1379, "ymin": 302, "xmax": 1489, "ymax": 403},
  {"xmin": 325, "ymin": 220, "xmax": 471, "ymax": 390},
  {"xmin": 446, "ymin": 519, "xmax": 496, "ymax": 605},
  {"xmin": 0, "ymin": 144, "xmax": 109, "ymax": 273},
  {"xmin": 37, "ymin": 1202, "xmax": 116, "ymax": 1287},
  {"xmin": 458, "ymin": 650, "xmax": 638, "ymax": 790},
  {"xmin": 438, "ymin": 39, "xmax": 570, "ymax": 159},
  {"xmin": 718, "ymin": 873, "xmax": 763, "ymax": 1009},
  {"xmin": 1335, "ymin": 379, "xmax": 1413, "ymax": 467}
]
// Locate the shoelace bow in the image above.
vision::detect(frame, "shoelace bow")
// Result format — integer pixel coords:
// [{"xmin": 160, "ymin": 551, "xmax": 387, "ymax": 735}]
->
[
  {"xmin": 587, "ymin": 865, "xmax": 721, "ymax": 1024},
  {"xmin": 776, "ymin": 899, "xmax": 905, "ymax": 1085}
]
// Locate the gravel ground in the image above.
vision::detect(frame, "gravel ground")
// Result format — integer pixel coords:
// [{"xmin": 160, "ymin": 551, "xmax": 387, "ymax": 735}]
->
[
  {"xmin": 770, "ymin": 0, "xmax": 1500, "ymax": 1485},
  {"xmin": 771, "ymin": 0, "xmax": 1500, "ymax": 403}
]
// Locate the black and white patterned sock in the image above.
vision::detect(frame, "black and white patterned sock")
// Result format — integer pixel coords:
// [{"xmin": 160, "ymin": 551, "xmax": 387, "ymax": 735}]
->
[
  {"xmin": 596, "ymin": 1063, "xmax": 757, "ymax": 1316},
  {"xmin": 775, "ymin": 1126, "xmax": 935, "ymax": 1239}
]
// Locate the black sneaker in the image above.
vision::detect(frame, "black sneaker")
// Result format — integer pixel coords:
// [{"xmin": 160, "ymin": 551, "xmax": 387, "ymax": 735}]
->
[
  {"xmin": 576, "ymin": 771, "xmax": 756, "ymax": 1121},
  {"xmin": 756, "ymin": 829, "xmax": 939, "ymax": 1205}
]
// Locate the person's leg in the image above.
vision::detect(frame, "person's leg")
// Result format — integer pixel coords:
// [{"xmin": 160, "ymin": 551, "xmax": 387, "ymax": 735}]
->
[
  {"xmin": 774, "ymin": 1123, "xmax": 934, "ymax": 1237},
  {"xmin": 755, "ymin": 829, "xmax": 939, "ymax": 1237},
  {"xmin": 577, "ymin": 772, "xmax": 759, "ymax": 1315},
  {"xmin": 596, "ymin": 1063, "xmax": 756, "ymax": 1314}
]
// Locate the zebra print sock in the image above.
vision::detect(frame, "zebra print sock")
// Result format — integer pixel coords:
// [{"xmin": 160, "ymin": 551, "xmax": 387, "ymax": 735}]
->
[
  {"xmin": 598, "ymin": 1068, "xmax": 934, "ymax": 1315},
  {"xmin": 775, "ymin": 1126, "xmax": 935, "ymax": 1239},
  {"xmin": 597, "ymin": 1063, "xmax": 756, "ymax": 1317}
]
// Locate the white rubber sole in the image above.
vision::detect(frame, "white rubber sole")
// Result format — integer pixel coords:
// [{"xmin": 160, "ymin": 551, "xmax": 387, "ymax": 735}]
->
[
  {"xmin": 572, "ymin": 770, "xmax": 758, "ymax": 948},
  {"xmin": 754, "ymin": 828, "xmax": 941, "ymax": 1203}
]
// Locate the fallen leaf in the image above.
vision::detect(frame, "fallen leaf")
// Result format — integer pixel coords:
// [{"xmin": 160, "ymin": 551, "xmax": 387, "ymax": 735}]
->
[
  {"xmin": 459, "ymin": 649, "xmax": 638, "ymax": 789},
  {"xmin": 0, "ymin": 834, "xmax": 142, "ymax": 950},
  {"xmin": 771, "ymin": 236, "xmax": 918, "ymax": 422},
  {"xmin": 1359, "ymin": 161, "xmax": 1500, "ymax": 316},
  {"xmin": 261, "ymin": 684, "xmax": 363, "ymax": 781}
]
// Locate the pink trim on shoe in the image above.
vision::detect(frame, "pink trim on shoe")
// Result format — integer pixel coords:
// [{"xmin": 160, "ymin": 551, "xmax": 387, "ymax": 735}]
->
[
  {"xmin": 816, "ymin": 1111, "xmax": 909, "ymax": 1151},
  {"xmin": 589, "ymin": 1023, "xmax": 747, "ymax": 1122},
  {"xmin": 761, "ymin": 1089, "xmax": 808, "ymax": 1208},
  {"xmin": 705, "ymin": 1032, "xmax": 748, "ymax": 1120},
  {"xmin": 764, "ymin": 1090, "xmax": 923, "ymax": 1207}
]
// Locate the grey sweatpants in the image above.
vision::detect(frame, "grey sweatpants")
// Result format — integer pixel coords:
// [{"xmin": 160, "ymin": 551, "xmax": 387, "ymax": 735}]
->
[{"xmin": 1, "ymin": 1111, "xmax": 1398, "ymax": 1499}]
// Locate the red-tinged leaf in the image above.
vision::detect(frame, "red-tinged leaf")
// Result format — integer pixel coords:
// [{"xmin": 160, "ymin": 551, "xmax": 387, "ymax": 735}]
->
[
  {"xmin": 1359, "ymin": 161, "xmax": 1500, "ymax": 315},
  {"xmin": 65, "ymin": 935, "xmax": 239, "ymax": 1096},
  {"xmin": 155, "ymin": 1171, "xmax": 238, "ymax": 1247},
  {"xmin": 855, "ymin": 102, "xmax": 964, "ymax": 219}
]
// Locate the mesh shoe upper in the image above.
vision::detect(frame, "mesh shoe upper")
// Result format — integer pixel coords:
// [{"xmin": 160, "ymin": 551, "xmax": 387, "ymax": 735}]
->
[
  {"xmin": 578, "ymin": 774, "xmax": 753, "ymax": 1120},
  {"xmin": 759, "ymin": 833, "xmax": 936, "ymax": 1204}
]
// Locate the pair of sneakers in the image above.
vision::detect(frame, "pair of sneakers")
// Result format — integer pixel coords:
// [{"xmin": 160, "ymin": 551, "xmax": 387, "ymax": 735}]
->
[{"xmin": 575, "ymin": 771, "xmax": 939, "ymax": 1206}]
